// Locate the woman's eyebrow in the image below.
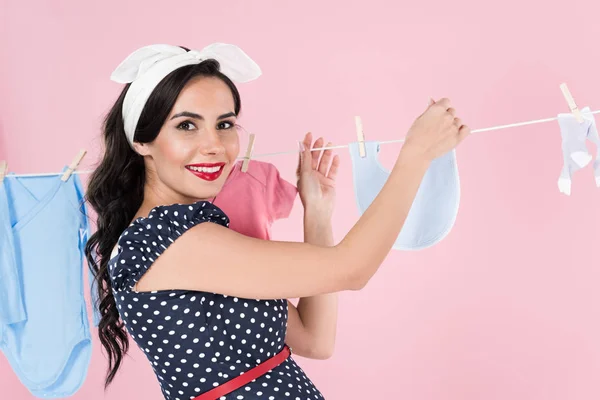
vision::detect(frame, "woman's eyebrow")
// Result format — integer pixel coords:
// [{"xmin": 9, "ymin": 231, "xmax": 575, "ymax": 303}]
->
[
  {"xmin": 170, "ymin": 111, "xmax": 236, "ymax": 120},
  {"xmin": 170, "ymin": 111, "xmax": 202, "ymax": 120}
]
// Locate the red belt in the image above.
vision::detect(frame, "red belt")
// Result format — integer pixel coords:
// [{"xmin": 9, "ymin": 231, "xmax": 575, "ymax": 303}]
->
[{"xmin": 193, "ymin": 345, "xmax": 291, "ymax": 400}]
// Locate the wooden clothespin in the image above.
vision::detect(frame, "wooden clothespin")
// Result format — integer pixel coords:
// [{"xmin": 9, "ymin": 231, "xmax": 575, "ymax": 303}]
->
[
  {"xmin": 241, "ymin": 133, "xmax": 255, "ymax": 173},
  {"xmin": 355, "ymin": 116, "xmax": 366, "ymax": 158},
  {"xmin": 0, "ymin": 161, "xmax": 7, "ymax": 184},
  {"xmin": 560, "ymin": 83, "xmax": 584, "ymax": 123},
  {"xmin": 61, "ymin": 149, "xmax": 87, "ymax": 182}
]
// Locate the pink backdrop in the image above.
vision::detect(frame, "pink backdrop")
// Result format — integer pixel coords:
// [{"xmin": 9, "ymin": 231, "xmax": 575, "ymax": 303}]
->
[{"xmin": 2, "ymin": 0, "xmax": 600, "ymax": 399}]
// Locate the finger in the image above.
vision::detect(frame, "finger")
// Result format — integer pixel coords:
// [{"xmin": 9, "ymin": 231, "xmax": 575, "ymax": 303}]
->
[
  {"xmin": 296, "ymin": 141, "xmax": 303, "ymax": 177},
  {"xmin": 457, "ymin": 124, "xmax": 471, "ymax": 143},
  {"xmin": 453, "ymin": 117, "xmax": 462, "ymax": 127},
  {"xmin": 312, "ymin": 137, "xmax": 324, "ymax": 170},
  {"xmin": 447, "ymin": 107, "xmax": 456, "ymax": 118},
  {"xmin": 298, "ymin": 132, "xmax": 312, "ymax": 177},
  {"xmin": 420, "ymin": 98, "xmax": 436, "ymax": 117},
  {"xmin": 425, "ymin": 98, "xmax": 435, "ymax": 110},
  {"xmin": 303, "ymin": 132, "xmax": 313, "ymax": 154},
  {"xmin": 299, "ymin": 140, "xmax": 312, "ymax": 174},
  {"xmin": 435, "ymin": 97, "xmax": 452, "ymax": 110},
  {"xmin": 327, "ymin": 154, "xmax": 340, "ymax": 181},
  {"xmin": 318, "ymin": 142, "xmax": 334, "ymax": 176}
]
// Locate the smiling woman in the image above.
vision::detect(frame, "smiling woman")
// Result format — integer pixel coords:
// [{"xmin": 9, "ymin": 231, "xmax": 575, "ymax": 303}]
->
[
  {"xmin": 84, "ymin": 43, "xmax": 468, "ymax": 400},
  {"xmin": 85, "ymin": 44, "xmax": 331, "ymax": 400}
]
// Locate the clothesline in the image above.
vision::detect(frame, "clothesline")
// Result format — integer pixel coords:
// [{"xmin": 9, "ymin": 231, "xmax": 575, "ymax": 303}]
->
[{"xmin": 5, "ymin": 109, "xmax": 600, "ymax": 178}]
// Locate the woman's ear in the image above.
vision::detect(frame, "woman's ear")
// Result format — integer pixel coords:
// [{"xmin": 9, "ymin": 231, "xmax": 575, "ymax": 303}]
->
[{"xmin": 133, "ymin": 142, "xmax": 150, "ymax": 156}]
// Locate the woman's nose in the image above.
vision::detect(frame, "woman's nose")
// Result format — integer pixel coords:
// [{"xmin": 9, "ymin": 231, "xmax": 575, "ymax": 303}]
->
[{"xmin": 199, "ymin": 129, "xmax": 225, "ymax": 155}]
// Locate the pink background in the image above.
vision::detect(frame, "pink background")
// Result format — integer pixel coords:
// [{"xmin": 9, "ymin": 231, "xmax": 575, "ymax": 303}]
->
[{"xmin": 2, "ymin": 0, "xmax": 600, "ymax": 399}]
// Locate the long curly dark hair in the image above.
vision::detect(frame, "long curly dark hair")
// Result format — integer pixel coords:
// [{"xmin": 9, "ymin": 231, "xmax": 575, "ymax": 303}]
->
[{"xmin": 84, "ymin": 55, "xmax": 242, "ymax": 388}]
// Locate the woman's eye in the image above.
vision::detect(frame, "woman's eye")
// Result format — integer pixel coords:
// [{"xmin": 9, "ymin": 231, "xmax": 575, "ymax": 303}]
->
[
  {"xmin": 177, "ymin": 121, "xmax": 196, "ymax": 131},
  {"xmin": 217, "ymin": 121, "xmax": 235, "ymax": 130}
]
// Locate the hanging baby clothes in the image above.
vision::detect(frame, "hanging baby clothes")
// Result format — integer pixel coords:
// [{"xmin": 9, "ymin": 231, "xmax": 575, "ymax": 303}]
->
[
  {"xmin": 90, "ymin": 160, "xmax": 297, "ymax": 325},
  {"xmin": 213, "ymin": 160, "xmax": 297, "ymax": 239},
  {"xmin": 0, "ymin": 182, "xmax": 27, "ymax": 346},
  {"xmin": 349, "ymin": 141, "xmax": 461, "ymax": 250},
  {"xmin": 0, "ymin": 169, "xmax": 92, "ymax": 398},
  {"xmin": 557, "ymin": 106, "xmax": 600, "ymax": 195}
]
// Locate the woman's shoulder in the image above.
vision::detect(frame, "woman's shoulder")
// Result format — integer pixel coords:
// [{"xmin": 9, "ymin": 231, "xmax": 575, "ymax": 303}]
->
[
  {"xmin": 126, "ymin": 201, "xmax": 228, "ymax": 237},
  {"xmin": 109, "ymin": 200, "xmax": 229, "ymax": 291}
]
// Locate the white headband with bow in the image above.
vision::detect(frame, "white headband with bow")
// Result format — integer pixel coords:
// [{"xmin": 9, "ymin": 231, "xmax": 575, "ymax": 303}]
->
[{"xmin": 110, "ymin": 43, "xmax": 262, "ymax": 146}]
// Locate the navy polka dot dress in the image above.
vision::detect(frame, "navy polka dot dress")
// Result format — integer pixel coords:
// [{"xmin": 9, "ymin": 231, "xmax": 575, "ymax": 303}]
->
[{"xmin": 109, "ymin": 201, "xmax": 325, "ymax": 400}]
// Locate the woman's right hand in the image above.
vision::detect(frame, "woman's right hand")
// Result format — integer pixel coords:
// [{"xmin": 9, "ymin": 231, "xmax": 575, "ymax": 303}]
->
[{"xmin": 401, "ymin": 98, "xmax": 470, "ymax": 162}]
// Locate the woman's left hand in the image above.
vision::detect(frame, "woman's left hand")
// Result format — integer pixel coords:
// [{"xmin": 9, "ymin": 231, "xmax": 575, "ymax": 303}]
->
[{"xmin": 296, "ymin": 132, "xmax": 340, "ymax": 219}]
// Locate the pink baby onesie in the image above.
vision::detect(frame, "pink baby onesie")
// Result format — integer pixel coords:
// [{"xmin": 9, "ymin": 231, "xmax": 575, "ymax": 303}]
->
[{"xmin": 213, "ymin": 160, "xmax": 297, "ymax": 239}]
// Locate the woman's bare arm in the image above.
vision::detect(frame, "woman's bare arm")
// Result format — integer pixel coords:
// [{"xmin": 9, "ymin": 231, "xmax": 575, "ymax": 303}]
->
[{"xmin": 136, "ymin": 99, "xmax": 470, "ymax": 299}]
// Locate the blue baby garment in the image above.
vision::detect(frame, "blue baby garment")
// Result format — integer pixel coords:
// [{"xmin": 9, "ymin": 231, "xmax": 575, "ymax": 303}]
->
[
  {"xmin": 349, "ymin": 141, "xmax": 460, "ymax": 250},
  {"xmin": 0, "ymin": 182, "xmax": 27, "ymax": 344},
  {"xmin": 0, "ymin": 170, "xmax": 92, "ymax": 398},
  {"xmin": 557, "ymin": 106, "xmax": 600, "ymax": 195}
]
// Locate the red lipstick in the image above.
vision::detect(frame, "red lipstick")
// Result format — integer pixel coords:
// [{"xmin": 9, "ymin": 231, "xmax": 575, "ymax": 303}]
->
[{"xmin": 186, "ymin": 162, "xmax": 226, "ymax": 181}]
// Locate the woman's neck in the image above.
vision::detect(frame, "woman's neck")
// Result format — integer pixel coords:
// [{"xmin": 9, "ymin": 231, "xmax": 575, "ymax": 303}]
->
[{"xmin": 134, "ymin": 184, "xmax": 211, "ymax": 220}]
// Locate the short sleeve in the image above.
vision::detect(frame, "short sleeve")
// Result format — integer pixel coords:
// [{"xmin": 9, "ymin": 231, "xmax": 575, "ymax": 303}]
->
[
  {"xmin": 264, "ymin": 163, "xmax": 297, "ymax": 222},
  {"xmin": 109, "ymin": 201, "xmax": 229, "ymax": 292}
]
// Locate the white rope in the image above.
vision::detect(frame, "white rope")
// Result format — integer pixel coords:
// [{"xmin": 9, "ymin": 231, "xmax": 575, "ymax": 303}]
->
[{"xmin": 6, "ymin": 110, "xmax": 599, "ymax": 178}]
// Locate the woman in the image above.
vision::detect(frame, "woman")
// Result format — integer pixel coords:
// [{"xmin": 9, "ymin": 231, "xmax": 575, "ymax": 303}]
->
[{"xmin": 85, "ymin": 43, "xmax": 469, "ymax": 400}]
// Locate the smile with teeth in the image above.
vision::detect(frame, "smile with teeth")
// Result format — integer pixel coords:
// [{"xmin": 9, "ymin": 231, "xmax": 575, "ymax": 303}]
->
[
  {"xmin": 186, "ymin": 163, "xmax": 226, "ymax": 181},
  {"xmin": 187, "ymin": 166, "xmax": 222, "ymax": 173}
]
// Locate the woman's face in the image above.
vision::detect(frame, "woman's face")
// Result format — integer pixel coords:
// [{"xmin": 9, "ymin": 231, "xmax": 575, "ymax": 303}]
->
[{"xmin": 136, "ymin": 76, "xmax": 240, "ymax": 203}]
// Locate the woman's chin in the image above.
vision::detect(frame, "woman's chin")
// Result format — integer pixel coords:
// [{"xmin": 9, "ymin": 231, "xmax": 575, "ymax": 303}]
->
[{"xmin": 185, "ymin": 186, "xmax": 223, "ymax": 202}]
